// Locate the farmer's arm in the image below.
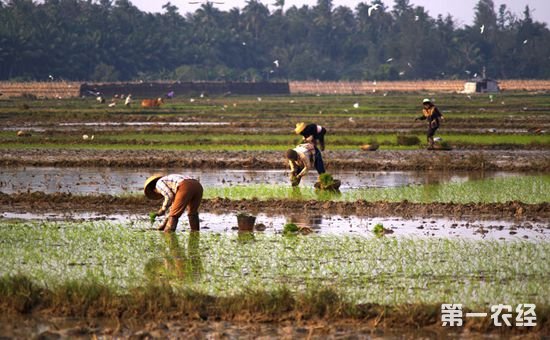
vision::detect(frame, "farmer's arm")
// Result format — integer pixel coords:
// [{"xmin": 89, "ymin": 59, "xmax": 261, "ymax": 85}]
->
[
  {"xmin": 296, "ymin": 154, "xmax": 311, "ymax": 178},
  {"xmin": 155, "ymin": 180, "xmax": 174, "ymax": 214},
  {"xmin": 435, "ymin": 107, "xmax": 444, "ymax": 120}
]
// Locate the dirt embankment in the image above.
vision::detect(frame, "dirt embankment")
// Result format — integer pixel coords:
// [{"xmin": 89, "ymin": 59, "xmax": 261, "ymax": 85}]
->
[
  {"xmin": 1, "ymin": 149, "xmax": 549, "ymax": 171},
  {"xmin": 1, "ymin": 192, "xmax": 548, "ymax": 220}
]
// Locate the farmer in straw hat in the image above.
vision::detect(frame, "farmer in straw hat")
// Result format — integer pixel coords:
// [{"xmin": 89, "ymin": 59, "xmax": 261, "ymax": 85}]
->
[
  {"xmin": 415, "ymin": 98, "xmax": 444, "ymax": 149},
  {"xmin": 294, "ymin": 122, "xmax": 327, "ymax": 151},
  {"xmin": 144, "ymin": 174, "xmax": 203, "ymax": 232},
  {"xmin": 286, "ymin": 142, "xmax": 326, "ymax": 186}
]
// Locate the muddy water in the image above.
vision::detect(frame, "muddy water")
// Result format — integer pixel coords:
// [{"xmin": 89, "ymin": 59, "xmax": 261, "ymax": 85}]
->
[
  {"xmin": 0, "ymin": 166, "xmax": 523, "ymax": 195},
  {"xmin": 2, "ymin": 211, "xmax": 547, "ymax": 241}
]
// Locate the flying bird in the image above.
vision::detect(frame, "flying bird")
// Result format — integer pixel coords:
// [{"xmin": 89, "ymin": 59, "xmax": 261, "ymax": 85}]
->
[
  {"xmin": 368, "ymin": 3, "xmax": 381, "ymax": 16},
  {"xmin": 480, "ymin": 25, "xmax": 485, "ymax": 34},
  {"xmin": 523, "ymin": 39, "xmax": 528, "ymax": 44},
  {"xmin": 273, "ymin": 60, "xmax": 279, "ymax": 68},
  {"xmin": 386, "ymin": 57, "xmax": 393, "ymax": 63}
]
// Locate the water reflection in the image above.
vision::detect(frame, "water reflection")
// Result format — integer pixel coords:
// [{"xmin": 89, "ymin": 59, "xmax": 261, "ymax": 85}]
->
[
  {"xmin": 144, "ymin": 232, "xmax": 202, "ymax": 283},
  {"xmin": 288, "ymin": 214, "xmax": 323, "ymax": 230}
]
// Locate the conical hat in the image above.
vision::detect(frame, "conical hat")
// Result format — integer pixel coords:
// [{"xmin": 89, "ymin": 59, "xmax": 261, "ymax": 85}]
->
[
  {"xmin": 143, "ymin": 174, "xmax": 164, "ymax": 200},
  {"xmin": 294, "ymin": 122, "xmax": 306, "ymax": 134}
]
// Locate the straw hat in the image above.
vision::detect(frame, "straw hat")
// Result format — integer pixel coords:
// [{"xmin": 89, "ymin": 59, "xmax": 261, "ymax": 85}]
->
[
  {"xmin": 144, "ymin": 174, "xmax": 164, "ymax": 200},
  {"xmin": 422, "ymin": 98, "xmax": 431, "ymax": 104},
  {"xmin": 294, "ymin": 122, "xmax": 306, "ymax": 134}
]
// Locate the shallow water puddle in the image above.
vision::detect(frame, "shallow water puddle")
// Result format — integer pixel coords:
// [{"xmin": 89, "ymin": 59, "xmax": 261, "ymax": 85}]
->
[
  {"xmin": 0, "ymin": 166, "xmax": 523, "ymax": 194},
  {"xmin": 2, "ymin": 211, "xmax": 547, "ymax": 241}
]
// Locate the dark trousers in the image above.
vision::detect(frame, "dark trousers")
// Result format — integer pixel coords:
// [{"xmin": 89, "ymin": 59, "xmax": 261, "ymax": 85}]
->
[{"xmin": 314, "ymin": 147, "xmax": 325, "ymax": 174}]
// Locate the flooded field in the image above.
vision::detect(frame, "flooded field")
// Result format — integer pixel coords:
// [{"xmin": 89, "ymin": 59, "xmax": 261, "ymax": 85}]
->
[
  {"xmin": 2, "ymin": 211, "xmax": 548, "ymax": 241},
  {"xmin": 0, "ymin": 93, "xmax": 548, "ymax": 336},
  {"xmin": 0, "ymin": 166, "xmax": 526, "ymax": 194}
]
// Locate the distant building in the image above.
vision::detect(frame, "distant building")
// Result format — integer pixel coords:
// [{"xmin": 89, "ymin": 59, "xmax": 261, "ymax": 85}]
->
[{"xmin": 464, "ymin": 78, "xmax": 500, "ymax": 93}]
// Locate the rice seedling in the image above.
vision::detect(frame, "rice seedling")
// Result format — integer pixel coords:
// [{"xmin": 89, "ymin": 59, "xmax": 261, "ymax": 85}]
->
[
  {"xmin": 0, "ymin": 221, "xmax": 548, "ymax": 310},
  {"xmin": 204, "ymin": 175, "xmax": 549, "ymax": 204}
]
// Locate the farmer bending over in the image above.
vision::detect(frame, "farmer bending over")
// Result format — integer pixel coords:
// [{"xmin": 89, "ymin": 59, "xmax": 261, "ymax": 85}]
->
[
  {"xmin": 295, "ymin": 122, "xmax": 327, "ymax": 151},
  {"xmin": 286, "ymin": 142, "xmax": 325, "ymax": 186},
  {"xmin": 415, "ymin": 98, "xmax": 444, "ymax": 149},
  {"xmin": 144, "ymin": 174, "xmax": 203, "ymax": 232}
]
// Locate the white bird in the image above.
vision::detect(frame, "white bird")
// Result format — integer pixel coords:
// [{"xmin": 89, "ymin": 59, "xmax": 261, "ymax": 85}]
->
[
  {"xmin": 368, "ymin": 4, "xmax": 381, "ymax": 16},
  {"xmin": 48, "ymin": 75, "xmax": 54, "ymax": 80},
  {"xmin": 242, "ymin": 42, "xmax": 246, "ymax": 46},
  {"xmin": 480, "ymin": 25, "xmax": 485, "ymax": 34},
  {"xmin": 82, "ymin": 134, "xmax": 89, "ymax": 140},
  {"xmin": 465, "ymin": 70, "xmax": 471, "ymax": 75},
  {"xmin": 372, "ymin": 80, "xmax": 377, "ymax": 85},
  {"xmin": 489, "ymin": 95, "xmax": 494, "ymax": 103},
  {"xmin": 473, "ymin": 73, "xmax": 478, "ymax": 78},
  {"xmin": 190, "ymin": 98, "xmax": 195, "ymax": 102},
  {"xmin": 523, "ymin": 39, "xmax": 528, "ymax": 44},
  {"xmin": 273, "ymin": 60, "xmax": 279, "ymax": 68},
  {"xmin": 257, "ymin": 97, "xmax": 262, "ymax": 102},
  {"xmin": 434, "ymin": 137, "xmax": 442, "ymax": 142},
  {"xmin": 348, "ymin": 117, "xmax": 355, "ymax": 123},
  {"xmin": 399, "ymin": 71, "xmax": 405, "ymax": 76},
  {"xmin": 415, "ymin": 15, "xmax": 419, "ymax": 21},
  {"xmin": 407, "ymin": 62, "xmax": 413, "ymax": 68},
  {"xmin": 386, "ymin": 57, "xmax": 393, "ymax": 63},
  {"xmin": 125, "ymin": 94, "xmax": 132, "ymax": 106},
  {"xmin": 353, "ymin": 102, "xmax": 359, "ymax": 108},
  {"xmin": 108, "ymin": 102, "xmax": 116, "ymax": 108}
]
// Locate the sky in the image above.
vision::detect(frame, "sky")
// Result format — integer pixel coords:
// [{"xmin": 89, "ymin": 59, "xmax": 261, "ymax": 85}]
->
[{"xmin": 129, "ymin": 0, "xmax": 550, "ymax": 26}]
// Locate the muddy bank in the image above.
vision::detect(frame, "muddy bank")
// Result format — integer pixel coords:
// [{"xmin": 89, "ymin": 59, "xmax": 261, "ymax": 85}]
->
[
  {"xmin": 1, "ymin": 149, "xmax": 549, "ymax": 171},
  {"xmin": 1, "ymin": 192, "xmax": 548, "ymax": 220},
  {"xmin": 0, "ymin": 314, "xmax": 544, "ymax": 338}
]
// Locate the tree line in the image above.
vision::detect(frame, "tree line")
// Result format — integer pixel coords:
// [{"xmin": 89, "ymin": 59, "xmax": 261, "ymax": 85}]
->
[{"xmin": 0, "ymin": 0, "xmax": 549, "ymax": 82}]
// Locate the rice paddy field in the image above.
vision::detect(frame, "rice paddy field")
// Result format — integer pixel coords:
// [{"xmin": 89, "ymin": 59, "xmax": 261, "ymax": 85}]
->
[{"xmin": 0, "ymin": 90, "xmax": 549, "ymax": 337}]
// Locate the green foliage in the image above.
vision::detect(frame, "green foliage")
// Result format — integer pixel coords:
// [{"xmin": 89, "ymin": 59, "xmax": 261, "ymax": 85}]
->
[{"xmin": 0, "ymin": 1, "xmax": 549, "ymax": 80}]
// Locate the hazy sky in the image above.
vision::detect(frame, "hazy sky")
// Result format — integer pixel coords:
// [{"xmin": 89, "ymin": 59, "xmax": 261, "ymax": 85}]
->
[{"xmin": 129, "ymin": 0, "xmax": 550, "ymax": 26}]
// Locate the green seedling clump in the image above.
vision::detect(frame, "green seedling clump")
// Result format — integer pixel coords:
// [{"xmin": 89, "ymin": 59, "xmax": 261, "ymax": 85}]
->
[
  {"xmin": 149, "ymin": 212, "xmax": 157, "ymax": 224},
  {"xmin": 283, "ymin": 223, "xmax": 299, "ymax": 235},
  {"xmin": 319, "ymin": 173, "xmax": 335, "ymax": 187},
  {"xmin": 373, "ymin": 223, "xmax": 385, "ymax": 237}
]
